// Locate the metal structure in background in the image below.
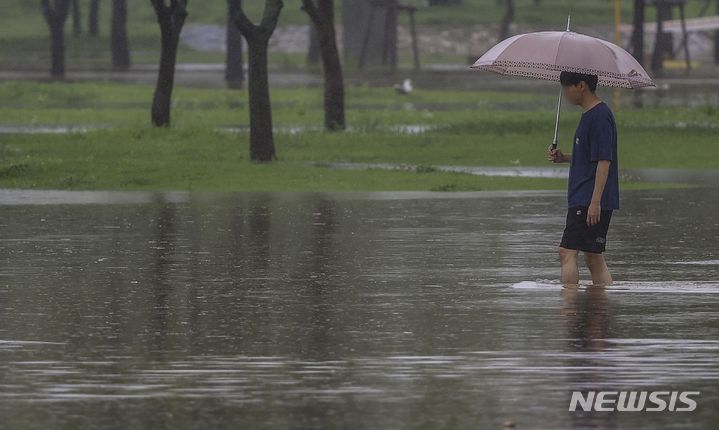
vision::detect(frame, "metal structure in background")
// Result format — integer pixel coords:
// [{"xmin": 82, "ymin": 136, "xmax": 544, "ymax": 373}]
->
[
  {"xmin": 358, "ymin": 0, "xmax": 420, "ymax": 71},
  {"xmin": 632, "ymin": 0, "xmax": 719, "ymax": 68},
  {"xmin": 648, "ymin": 0, "xmax": 691, "ymax": 72}
]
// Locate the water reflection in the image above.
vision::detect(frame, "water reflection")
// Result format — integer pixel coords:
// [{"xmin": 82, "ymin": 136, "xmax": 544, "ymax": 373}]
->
[
  {"xmin": 562, "ymin": 286, "xmax": 615, "ymax": 428},
  {"xmin": 0, "ymin": 187, "xmax": 718, "ymax": 429}
]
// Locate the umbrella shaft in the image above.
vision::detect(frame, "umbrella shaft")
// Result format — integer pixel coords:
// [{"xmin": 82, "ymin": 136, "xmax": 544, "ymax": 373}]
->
[
  {"xmin": 551, "ymin": 86, "xmax": 562, "ymax": 150},
  {"xmin": 551, "ymin": 14, "xmax": 568, "ymax": 150}
]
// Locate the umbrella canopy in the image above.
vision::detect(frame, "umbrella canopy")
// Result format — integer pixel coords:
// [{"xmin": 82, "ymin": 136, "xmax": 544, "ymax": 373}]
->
[{"xmin": 471, "ymin": 30, "xmax": 655, "ymax": 89}]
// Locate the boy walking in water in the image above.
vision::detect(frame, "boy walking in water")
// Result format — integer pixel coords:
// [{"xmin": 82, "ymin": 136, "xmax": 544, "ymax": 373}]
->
[{"xmin": 548, "ymin": 71, "xmax": 619, "ymax": 286}]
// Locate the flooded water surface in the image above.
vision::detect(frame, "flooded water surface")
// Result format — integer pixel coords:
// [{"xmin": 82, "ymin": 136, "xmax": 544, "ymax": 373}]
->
[{"xmin": 1, "ymin": 188, "xmax": 718, "ymax": 429}]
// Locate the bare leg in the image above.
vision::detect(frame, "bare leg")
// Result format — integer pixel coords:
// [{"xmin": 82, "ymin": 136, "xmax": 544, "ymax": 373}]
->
[
  {"xmin": 585, "ymin": 252, "xmax": 613, "ymax": 286},
  {"xmin": 559, "ymin": 247, "xmax": 580, "ymax": 286}
]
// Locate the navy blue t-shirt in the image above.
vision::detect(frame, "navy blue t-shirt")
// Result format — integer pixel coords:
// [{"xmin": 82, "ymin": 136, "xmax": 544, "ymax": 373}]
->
[{"xmin": 567, "ymin": 101, "xmax": 619, "ymax": 210}]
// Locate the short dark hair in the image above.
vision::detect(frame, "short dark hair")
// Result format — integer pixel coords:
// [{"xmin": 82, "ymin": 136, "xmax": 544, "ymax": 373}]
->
[{"xmin": 559, "ymin": 71, "xmax": 598, "ymax": 92}]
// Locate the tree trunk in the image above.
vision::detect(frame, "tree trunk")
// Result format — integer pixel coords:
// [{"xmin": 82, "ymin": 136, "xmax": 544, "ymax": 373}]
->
[
  {"xmin": 246, "ymin": 39, "xmax": 276, "ymax": 161},
  {"xmin": 50, "ymin": 22, "xmax": 66, "ymax": 78},
  {"xmin": 71, "ymin": 0, "xmax": 82, "ymax": 35},
  {"xmin": 632, "ymin": 0, "xmax": 645, "ymax": 65},
  {"xmin": 233, "ymin": 0, "xmax": 283, "ymax": 162},
  {"xmin": 152, "ymin": 29, "xmax": 181, "ymax": 127},
  {"xmin": 307, "ymin": 24, "xmax": 321, "ymax": 66},
  {"xmin": 42, "ymin": 0, "xmax": 72, "ymax": 79},
  {"xmin": 225, "ymin": 0, "xmax": 244, "ymax": 88},
  {"xmin": 715, "ymin": 0, "xmax": 719, "ymax": 64},
  {"xmin": 319, "ymin": 32, "xmax": 345, "ymax": 131},
  {"xmin": 111, "ymin": 0, "xmax": 131, "ymax": 71},
  {"xmin": 303, "ymin": 0, "xmax": 345, "ymax": 131},
  {"xmin": 150, "ymin": 0, "xmax": 188, "ymax": 127},
  {"xmin": 498, "ymin": 0, "xmax": 514, "ymax": 41},
  {"xmin": 89, "ymin": 0, "xmax": 100, "ymax": 36}
]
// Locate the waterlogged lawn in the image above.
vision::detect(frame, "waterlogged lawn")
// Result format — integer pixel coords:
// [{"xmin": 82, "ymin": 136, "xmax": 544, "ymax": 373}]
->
[{"xmin": 0, "ymin": 81, "xmax": 717, "ymax": 191}]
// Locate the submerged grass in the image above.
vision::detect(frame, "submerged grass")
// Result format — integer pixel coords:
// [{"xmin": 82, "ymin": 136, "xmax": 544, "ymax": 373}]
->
[{"xmin": 0, "ymin": 127, "xmax": 567, "ymax": 192}]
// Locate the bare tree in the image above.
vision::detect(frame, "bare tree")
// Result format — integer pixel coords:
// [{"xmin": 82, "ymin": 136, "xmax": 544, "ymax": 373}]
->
[
  {"xmin": 301, "ymin": 0, "xmax": 345, "ymax": 131},
  {"xmin": 225, "ymin": 0, "xmax": 244, "ymax": 88},
  {"xmin": 150, "ymin": 0, "xmax": 188, "ymax": 127},
  {"xmin": 41, "ymin": 0, "xmax": 72, "ymax": 79},
  {"xmin": 231, "ymin": 0, "xmax": 284, "ymax": 162},
  {"xmin": 89, "ymin": 0, "xmax": 101, "ymax": 35},
  {"xmin": 111, "ymin": 0, "xmax": 131, "ymax": 71}
]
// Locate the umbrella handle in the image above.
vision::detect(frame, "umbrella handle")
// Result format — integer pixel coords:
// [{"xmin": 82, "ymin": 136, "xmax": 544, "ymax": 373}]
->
[{"xmin": 550, "ymin": 86, "xmax": 562, "ymax": 151}]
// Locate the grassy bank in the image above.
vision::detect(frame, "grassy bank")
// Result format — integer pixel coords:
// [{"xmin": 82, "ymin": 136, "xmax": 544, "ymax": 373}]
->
[{"xmin": 0, "ymin": 81, "xmax": 717, "ymax": 192}]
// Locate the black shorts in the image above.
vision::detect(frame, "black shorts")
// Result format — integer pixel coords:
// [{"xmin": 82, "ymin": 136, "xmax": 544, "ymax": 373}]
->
[{"xmin": 560, "ymin": 206, "xmax": 613, "ymax": 254}]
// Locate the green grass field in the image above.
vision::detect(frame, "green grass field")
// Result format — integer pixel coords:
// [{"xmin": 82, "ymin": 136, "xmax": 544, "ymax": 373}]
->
[{"xmin": 0, "ymin": 81, "xmax": 717, "ymax": 192}]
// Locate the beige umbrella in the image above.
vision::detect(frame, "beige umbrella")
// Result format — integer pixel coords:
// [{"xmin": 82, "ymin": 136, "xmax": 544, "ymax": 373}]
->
[{"xmin": 471, "ymin": 18, "xmax": 655, "ymax": 149}]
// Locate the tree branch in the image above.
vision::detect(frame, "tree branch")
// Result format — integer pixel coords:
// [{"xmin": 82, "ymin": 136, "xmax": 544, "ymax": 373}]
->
[
  {"xmin": 41, "ymin": 0, "xmax": 72, "ymax": 24},
  {"xmin": 260, "ymin": 0, "xmax": 283, "ymax": 34},
  {"xmin": 170, "ymin": 0, "xmax": 189, "ymax": 18},
  {"xmin": 149, "ymin": 0, "xmax": 166, "ymax": 19},
  {"xmin": 57, "ymin": 0, "xmax": 72, "ymax": 16},
  {"xmin": 227, "ymin": 0, "xmax": 255, "ymax": 37},
  {"xmin": 231, "ymin": 0, "xmax": 283, "ymax": 41},
  {"xmin": 235, "ymin": 9, "xmax": 256, "ymax": 37},
  {"xmin": 301, "ymin": 0, "xmax": 318, "ymax": 22},
  {"xmin": 41, "ymin": 0, "xmax": 52, "ymax": 22}
]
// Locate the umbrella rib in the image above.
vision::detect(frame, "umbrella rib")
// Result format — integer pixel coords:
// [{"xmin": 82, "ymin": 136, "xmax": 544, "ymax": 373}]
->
[
  {"xmin": 595, "ymin": 39, "xmax": 626, "ymax": 87},
  {"xmin": 553, "ymin": 31, "xmax": 568, "ymax": 75}
]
